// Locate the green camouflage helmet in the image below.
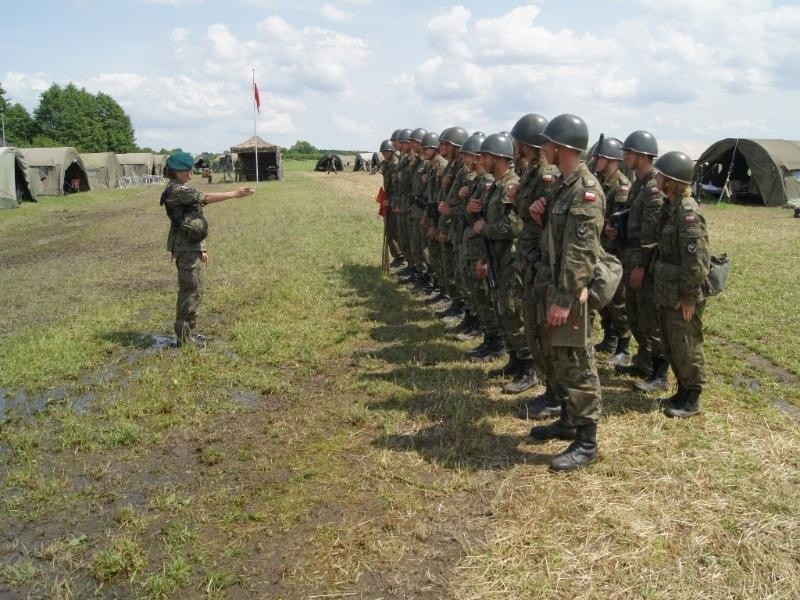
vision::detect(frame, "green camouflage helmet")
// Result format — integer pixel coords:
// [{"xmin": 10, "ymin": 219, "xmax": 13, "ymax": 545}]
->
[
  {"xmin": 479, "ymin": 133, "xmax": 514, "ymax": 159},
  {"xmin": 511, "ymin": 113, "xmax": 549, "ymax": 148},
  {"xmin": 654, "ymin": 151, "xmax": 694, "ymax": 184},
  {"xmin": 180, "ymin": 213, "xmax": 209, "ymax": 243},
  {"xmin": 442, "ymin": 126, "xmax": 469, "ymax": 147},
  {"xmin": 622, "ymin": 130, "xmax": 658, "ymax": 157},
  {"xmin": 409, "ymin": 128, "xmax": 428, "ymax": 143},
  {"xmin": 421, "ymin": 132, "xmax": 440, "ymax": 149},
  {"xmin": 460, "ymin": 132, "xmax": 486, "ymax": 155},
  {"xmin": 542, "ymin": 114, "xmax": 589, "ymax": 152},
  {"xmin": 390, "ymin": 129, "xmax": 402, "ymax": 141},
  {"xmin": 596, "ymin": 137, "xmax": 624, "ymax": 161},
  {"xmin": 379, "ymin": 140, "xmax": 395, "ymax": 152},
  {"xmin": 397, "ymin": 129, "xmax": 413, "ymax": 142}
]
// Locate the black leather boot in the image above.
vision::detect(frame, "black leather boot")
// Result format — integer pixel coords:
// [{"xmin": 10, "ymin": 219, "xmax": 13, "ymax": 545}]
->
[
  {"xmin": 472, "ymin": 336, "xmax": 506, "ymax": 362},
  {"xmin": 594, "ymin": 331, "xmax": 618, "ymax": 354},
  {"xmin": 634, "ymin": 356, "xmax": 670, "ymax": 392},
  {"xmin": 503, "ymin": 359, "xmax": 538, "ymax": 394},
  {"xmin": 517, "ymin": 385, "xmax": 561, "ymax": 420},
  {"xmin": 530, "ymin": 405, "xmax": 577, "ymax": 441},
  {"xmin": 549, "ymin": 422, "xmax": 599, "ymax": 472},
  {"xmin": 488, "ymin": 352, "xmax": 518, "ymax": 379},
  {"xmin": 664, "ymin": 389, "xmax": 701, "ymax": 418}
]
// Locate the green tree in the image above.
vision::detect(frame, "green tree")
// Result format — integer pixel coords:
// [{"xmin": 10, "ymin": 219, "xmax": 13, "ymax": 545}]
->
[
  {"xmin": 95, "ymin": 92, "xmax": 136, "ymax": 152},
  {"xmin": 289, "ymin": 140, "xmax": 317, "ymax": 154},
  {"xmin": 3, "ymin": 103, "xmax": 35, "ymax": 146}
]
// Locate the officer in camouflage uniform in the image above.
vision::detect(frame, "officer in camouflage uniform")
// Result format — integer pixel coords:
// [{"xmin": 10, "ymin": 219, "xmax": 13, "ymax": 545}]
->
[
  {"xmin": 615, "ymin": 131, "xmax": 668, "ymax": 393},
  {"xmin": 462, "ymin": 133, "xmax": 504, "ymax": 360},
  {"xmin": 509, "ymin": 114, "xmax": 561, "ymax": 403},
  {"xmin": 593, "ymin": 137, "xmax": 632, "ymax": 363},
  {"xmin": 652, "ymin": 151, "xmax": 710, "ymax": 418},
  {"xmin": 379, "ymin": 139, "xmax": 404, "ymax": 268},
  {"xmin": 528, "ymin": 114, "xmax": 604, "ymax": 472},
  {"xmin": 473, "ymin": 133, "xmax": 529, "ymax": 384},
  {"xmin": 162, "ymin": 151, "xmax": 254, "ymax": 346}
]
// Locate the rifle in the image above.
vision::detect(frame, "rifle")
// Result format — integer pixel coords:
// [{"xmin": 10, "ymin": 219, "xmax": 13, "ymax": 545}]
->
[
  {"xmin": 610, "ymin": 208, "xmax": 630, "ymax": 248},
  {"xmin": 479, "ymin": 207, "xmax": 504, "ymax": 319}
]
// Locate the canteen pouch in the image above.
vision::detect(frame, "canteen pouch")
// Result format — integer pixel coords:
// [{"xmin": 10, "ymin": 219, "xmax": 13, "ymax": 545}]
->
[{"xmin": 702, "ymin": 253, "xmax": 731, "ymax": 297}]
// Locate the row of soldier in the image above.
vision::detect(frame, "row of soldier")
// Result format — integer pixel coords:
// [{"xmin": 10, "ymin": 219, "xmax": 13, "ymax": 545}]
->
[{"xmin": 377, "ymin": 113, "xmax": 711, "ymax": 472}]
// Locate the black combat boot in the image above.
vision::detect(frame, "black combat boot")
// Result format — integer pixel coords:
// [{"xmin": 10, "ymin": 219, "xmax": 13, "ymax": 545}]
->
[
  {"xmin": 467, "ymin": 334, "xmax": 491, "ymax": 359},
  {"xmin": 615, "ymin": 361, "xmax": 649, "ymax": 379},
  {"xmin": 664, "ymin": 389, "xmax": 701, "ymax": 418},
  {"xmin": 530, "ymin": 405, "xmax": 577, "ymax": 441},
  {"xmin": 413, "ymin": 272, "xmax": 431, "ymax": 292},
  {"xmin": 594, "ymin": 331, "xmax": 618, "ymax": 354},
  {"xmin": 454, "ymin": 312, "xmax": 482, "ymax": 341},
  {"xmin": 549, "ymin": 422, "xmax": 599, "ymax": 472},
  {"xmin": 450, "ymin": 311, "xmax": 474, "ymax": 334},
  {"xmin": 502, "ymin": 359, "xmax": 538, "ymax": 394},
  {"xmin": 174, "ymin": 320, "xmax": 191, "ymax": 348},
  {"xmin": 437, "ymin": 300, "xmax": 463, "ymax": 320},
  {"xmin": 488, "ymin": 352, "xmax": 519, "ymax": 379},
  {"xmin": 389, "ymin": 256, "xmax": 406, "ymax": 270},
  {"xmin": 397, "ymin": 266, "xmax": 417, "ymax": 281},
  {"xmin": 471, "ymin": 336, "xmax": 506, "ymax": 362},
  {"xmin": 634, "ymin": 356, "xmax": 670, "ymax": 392},
  {"xmin": 610, "ymin": 336, "xmax": 632, "ymax": 367},
  {"xmin": 657, "ymin": 384, "xmax": 685, "ymax": 410},
  {"xmin": 422, "ymin": 278, "xmax": 439, "ymax": 298},
  {"xmin": 517, "ymin": 385, "xmax": 561, "ymax": 420}
]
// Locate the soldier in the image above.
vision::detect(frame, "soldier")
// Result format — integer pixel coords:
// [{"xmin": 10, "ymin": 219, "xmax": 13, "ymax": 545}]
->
[
  {"xmin": 593, "ymin": 137, "xmax": 632, "ymax": 365},
  {"xmin": 510, "ymin": 114, "xmax": 562, "ymax": 404},
  {"xmin": 473, "ymin": 133, "xmax": 531, "ymax": 391},
  {"xmin": 407, "ymin": 128, "xmax": 431, "ymax": 292},
  {"xmin": 161, "ymin": 152, "xmax": 254, "ymax": 346},
  {"xmin": 528, "ymin": 114, "xmax": 604, "ymax": 472},
  {"xmin": 652, "ymin": 151, "xmax": 710, "ymax": 418},
  {"xmin": 233, "ymin": 157, "xmax": 243, "ymax": 182},
  {"xmin": 393, "ymin": 129, "xmax": 416, "ymax": 283},
  {"xmin": 379, "ymin": 139, "xmax": 405, "ymax": 269},
  {"xmin": 615, "ymin": 131, "xmax": 669, "ymax": 392},
  {"xmin": 420, "ymin": 131, "xmax": 448, "ymax": 301}
]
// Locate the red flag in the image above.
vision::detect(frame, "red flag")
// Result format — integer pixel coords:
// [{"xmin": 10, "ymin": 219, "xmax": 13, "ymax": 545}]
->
[
  {"xmin": 376, "ymin": 187, "xmax": 389, "ymax": 217},
  {"xmin": 254, "ymin": 82, "xmax": 261, "ymax": 113}
]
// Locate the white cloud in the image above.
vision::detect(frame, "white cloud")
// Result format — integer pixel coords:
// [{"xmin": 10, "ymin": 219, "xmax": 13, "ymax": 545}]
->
[
  {"xmin": 2, "ymin": 72, "xmax": 51, "ymax": 105},
  {"xmin": 139, "ymin": 0, "xmax": 201, "ymax": 5},
  {"xmin": 321, "ymin": 3, "xmax": 353, "ymax": 23},
  {"xmin": 332, "ymin": 111, "xmax": 373, "ymax": 138}
]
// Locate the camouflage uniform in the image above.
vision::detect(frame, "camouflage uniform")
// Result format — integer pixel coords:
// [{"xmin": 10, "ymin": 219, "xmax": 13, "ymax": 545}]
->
[
  {"xmin": 381, "ymin": 155, "xmax": 402, "ymax": 260},
  {"xmin": 480, "ymin": 170, "xmax": 527, "ymax": 357},
  {"xmin": 535, "ymin": 162, "xmax": 605, "ymax": 425},
  {"xmin": 621, "ymin": 168, "xmax": 664, "ymax": 373},
  {"xmin": 599, "ymin": 168, "xmax": 631, "ymax": 341},
  {"xmin": 395, "ymin": 152, "xmax": 413, "ymax": 263},
  {"xmin": 425, "ymin": 155, "xmax": 449, "ymax": 282},
  {"xmin": 654, "ymin": 195, "xmax": 709, "ymax": 392},
  {"xmin": 164, "ymin": 182, "xmax": 207, "ymax": 343},
  {"xmin": 439, "ymin": 157, "xmax": 466, "ymax": 302},
  {"xmin": 517, "ymin": 159, "xmax": 559, "ymax": 378},
  {"xmin": 408, "ymin": 154, "xmax": 428, "ymax": 273}
]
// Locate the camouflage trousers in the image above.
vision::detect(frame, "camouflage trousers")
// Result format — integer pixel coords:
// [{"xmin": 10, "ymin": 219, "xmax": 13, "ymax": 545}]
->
[
  {"xmin": 426, "ymin": 236, "xmax": 442, "ymax": 283},
  {"xmin": 658, "ymin": 302, "xmax": 706, "ymax": 392},
  {"xmin": 385, "ymin": 211, "xmax": 403, "ymax": 260},
  {"xmin": 175, "ymin": 251, "xmax": 204, "ymax": 341},
  {"xmin": 625, "ymin": 271, "xmax": 663, "ymax": 372},
  {"xmin": 397, "ymin": 212, "xmax": 411, "ymax": 263},
  {"xmin": 548, "ymin": 343, "xmax": 602, "ymax": 426},
  {"xmin": 440, "ymin": 238, "xmax": 458, "ymax": 300},
  {"xmin": 452, "ymin": 231, "xmax": 473, "ymax": 311},
  {"xmin": 466, "ymin": 257, "xmax": 500, "ymax": 337},
  {"xmin": 409, "ymin": 215, "xmax": 426, "ymax": 271},
  {"xmin": 600, "ymin": 277, "xmax": 630, "ymax": 339},
  {"xmin": 491, "ymin": 263, "xmax": 529, "ymax": 358}
]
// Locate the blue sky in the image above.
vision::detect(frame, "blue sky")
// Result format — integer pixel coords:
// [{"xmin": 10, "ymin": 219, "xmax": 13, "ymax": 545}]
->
[{"xmin": 3, "ymin": 0, "xmax": 799, "ymax": 154}]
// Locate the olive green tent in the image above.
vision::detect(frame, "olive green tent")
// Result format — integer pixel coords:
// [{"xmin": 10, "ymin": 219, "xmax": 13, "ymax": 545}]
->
[
  {"xmin": 117, "ymin": 152, "xmax": 156, "ymax": 176},
  {"xmin": 153, "ymin": 154, "xmax": 167, "ymax": 176},
  {"xmin": 23, "ymin": 147, "xmax": 90, "ymax": 196},
  {"xmin": 230, "ymin": 135, "xmax": 283, "ymax": 181},
  {"xmin": 353, "ymin": 152, "xmax": 376, "ymax": 172},
  {"xmin": 80, "ymin": 152, "xmax": 123, "ymax": 189},
  {"xmin": 695, "ymin": 138, "xmax": 800, "ymax": 206},
  {"xmin": 315, "ymin": 154, "xmax": 343, "ymax": 172},
  {"xmin": 0, "ymin": 147, "xmax": 37, "ymax": 209}
]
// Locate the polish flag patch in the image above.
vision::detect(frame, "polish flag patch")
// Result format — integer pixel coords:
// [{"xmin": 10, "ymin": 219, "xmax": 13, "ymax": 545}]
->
[
  {"xmin": 650, "ymin": 186, "xmax": 660, "ymax": 196},
  {"xmin": 620, "ymin": 186, "xmax": 629, "ymax": 193},
  {"xmin": 684, "ymin": 214, "xmax": 697, "ymax": 223},
  {"xmin": 584, "ymin": 191, "xmax": 597, "ymax": 202},
  {"xmin": 543, "ymin": 174, "xmax": 554, "ymax": 183}
]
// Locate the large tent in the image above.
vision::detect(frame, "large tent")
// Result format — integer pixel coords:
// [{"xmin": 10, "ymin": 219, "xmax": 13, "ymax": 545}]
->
[
  {"xmin": 695, "ymin": 138, "xmax": 800, "ymax": 206},
  {"xmin": 315, "ymin": 154, "xmax": 343, "ymax": 172},
  {"xmin": 353, "ymin": 152, "xmax": 378, "ymax": 172},
  {"xmin": 153, "ymin": 154, "xmax": 167, "ymax": 176},
  {"xmin": 80, "ymin": 152, "xmax": 123, "ymax": 189},
  {"xmin": 117, "ymin": 152, "xmax": 156, "ymax": 176},
  {"xmin": 0, "ymin": 147, "xmax": 37, "ymax": 209},
  {"xmin": 229, "ymin": 135, "xmax": 283, "ymax": 181},
  {"xmin": 22, "ymin": 147, "xmax": 90, "ymax": 196}
]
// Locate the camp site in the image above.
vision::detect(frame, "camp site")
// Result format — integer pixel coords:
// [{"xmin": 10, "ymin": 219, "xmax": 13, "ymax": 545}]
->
[{"xmin": 1, "ymin": 1, "xmax": 799, "ymax": 598}]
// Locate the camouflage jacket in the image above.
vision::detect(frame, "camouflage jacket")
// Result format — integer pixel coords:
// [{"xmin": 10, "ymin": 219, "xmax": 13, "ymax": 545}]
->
[
  {"xmin": 481, "ymin": 169, "xmax": 522, "ymax": 270},
  {"xmin": 517, "ymin": 160, "xmax": 560, "ymax": 269},
  {"xmin": 164, "ymin": 182, "xmax": 206, "ymax": 254},
  {"xmin": 462, "ymin": 172, "xmax": 495, "ymax": 260},
  {"xmin": 381, "ymin": 155, "xmax": 399, "ymax": 206},
  {"xmin": 623, "ymin": 167, "xmax": 664, "ymax": 271},
  {"xmin": 654, "ymin": 195, "xmax": 709, "ymax": 307},
  {"xmin": 410, "ymin": 154, "xmax": 427, "ymax": 219},
  {"xmin": 600, "ymin": 168, "xmax": 631, "ymax": 254},
  {"xmin": 396, "ymin": 152, "xmax": 414, "ymax": 213}
]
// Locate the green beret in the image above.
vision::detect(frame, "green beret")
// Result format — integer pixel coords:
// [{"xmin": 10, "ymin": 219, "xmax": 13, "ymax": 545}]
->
[{"xmin": 167, "ymin": 151, "xmax": 194, "ymax": 171}]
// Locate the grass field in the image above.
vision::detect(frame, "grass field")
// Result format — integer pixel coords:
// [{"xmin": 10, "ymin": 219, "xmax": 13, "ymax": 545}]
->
[{"xmin": 0, "ymin": 168, "xmax": 798, "ymax": 598}]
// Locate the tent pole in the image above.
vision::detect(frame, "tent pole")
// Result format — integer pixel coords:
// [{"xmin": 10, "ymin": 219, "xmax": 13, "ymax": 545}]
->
[
  {"xmin": 253, "ymin": 68, "xmax": 258, "ymax": 185},
  {"xmin": 718, "ymin": 138, "xmax": 739, "ymax": 205}
]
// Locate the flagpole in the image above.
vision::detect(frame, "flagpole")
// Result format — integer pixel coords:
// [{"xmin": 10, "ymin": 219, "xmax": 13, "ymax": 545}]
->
[{"xmin": 252, "ymin": 68, "xmax": 259, "ymax": 185}]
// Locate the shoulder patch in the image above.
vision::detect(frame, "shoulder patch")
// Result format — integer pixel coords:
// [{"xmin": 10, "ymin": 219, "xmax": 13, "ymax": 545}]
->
[
  {"xmin": 584, "ymin": 191, "xmax": 597, "ymax": 202},
  {"xmin": 682, "ymin": 201, "xmax": 695, "ymax": 211},
  {"xmin": 543, "ymin": 174, "xmax": 554, "ymax": 183},
  {"xmin": 649, "ymin": 186, "xmax": 660, "ymax": 196},
  {"xmin": 684, "ymin": 214, "xmax": 698, "ymax": 224},
  {"xmin": 620, "ymin": 186, "xmax": 629, "ymax": 194}
]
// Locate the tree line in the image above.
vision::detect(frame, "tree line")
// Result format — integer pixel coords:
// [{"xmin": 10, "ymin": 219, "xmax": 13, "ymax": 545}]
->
[{"xmin": 0, "ymin": 82, "xmax": 137, "ymax": 153}]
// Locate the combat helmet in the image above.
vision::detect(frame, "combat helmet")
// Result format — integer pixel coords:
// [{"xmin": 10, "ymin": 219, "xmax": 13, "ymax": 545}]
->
[
  {"xmin": 421, "ymin": 132, "xmax": 440, "ymax": 149},
  {"xmin": 379, "ymin": 140, "xmax": 395, "ymax": 153},
  {"xmin": 390, "ymin": 129, "xmax": 402, "ymax": 141},
  {"xmin": 654, "ymin": 151, "xmax": 694, "ymax": 184},
  {"xmin": 409, "ymin": 128, "xmax": 428, "ymax": 143},
  {"xmin": 622, "ymin": 130, "xmax": 658, "ymax": 157},
  {"xmin": 596, "ymin": 137, "xmax": 624, "ymax": 161},
  {"xmin": 460, "ymin": 132, "xmax": 486, "ymax": 155},
  {"xmin": 542, "ymin": 114, "xmax": 589, "ymax": 151},
  {"xmin": 479, "ymin": 133, "xmax": 514, "ymax": 159},
  {"xmin": 397, "ymin": 129, "xmax": 413, "ymax": 142},
  {"xmin": 511, "ymin": 113, "xmax": 549, "ymax": 148},
  {"xmin": 441, "ymin": 126, "xmax": 469, "ymax": 147}
]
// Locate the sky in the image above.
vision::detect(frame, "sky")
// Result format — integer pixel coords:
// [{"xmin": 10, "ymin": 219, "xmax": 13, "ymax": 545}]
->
[{"xmin": 2, "ymin": 0, "xmax": 800, "ymax": 155}]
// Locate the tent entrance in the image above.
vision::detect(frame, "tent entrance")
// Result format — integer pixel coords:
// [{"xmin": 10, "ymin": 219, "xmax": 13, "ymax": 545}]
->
[
  {"xmin": 14, "ymin": 159, "xmax": 34, "ymax": 202},
  {"xmin": 698, "ymin": 147, "xmax": 762, "ymax": 203},
  {"xmin": 64, "ymin": 163, "xmax": 90, "ymax": 194}
]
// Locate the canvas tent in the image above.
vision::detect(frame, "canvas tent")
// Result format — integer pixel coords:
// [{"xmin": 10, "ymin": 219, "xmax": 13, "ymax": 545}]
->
[
  {"xmin": 229, "ymin": 135, "xmax": 283, "ymax": 181},
  {"xmin": 153, "ymin": 154, "xmax": 167, "ymax": 176},
  {"xmin": 80, "ymin": 152, "xmax": 123, "ymax": 189},
  {"xmin": 315, "ymin": 154, "xmax": 343, "ymax": 172},
  {"xmin": 23, "ymin": 147, "xmax": 89, "ymax": 196},
  {"xmin": 117, "ymin": 152, "xmax": 156, "ymax": 176},
  {"xmin": 353, "ymin": 152, "xmax": 377, "ymax": 172},
  {"xmin": 0, "ymin": 147, "xmax": 37, "ymax": 209},
  {"xmin": 695, "ymin": 138, "xmax": 800, "ymax": 206}
]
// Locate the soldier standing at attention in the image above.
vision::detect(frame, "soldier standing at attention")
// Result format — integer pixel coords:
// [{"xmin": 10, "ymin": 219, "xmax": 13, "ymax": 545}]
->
[
  {"xmin": 652, "ymin": 151, "xmax": 710, "ymax": 418},
  {"xmin": 529, "ymin": 114, "xmax": 605, "ymax": 472},
  {"xmin": 615, "ymin": 131, "xmax": 668, "ymax": 393},
  {"xmin": 593, "ymin": 138, "xmax": 632, "ymax": 365},
  {"xmin": 473, "ymin": 133, "xmax": 529, "ymax": 391},
  {"xmin": 161, "ymin": 152, "xmax": 254, "ymax": 347},
  {"xmin": 407, "ymin": 128, "xmax": 431, "ymax": 292},
  {"xmin": 394, "ymin": 129, "xmax": 415, "ymax": 283},
  {"xmin": 379, "ymin": 139, "xmax": 405, "ymax": 269}
]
